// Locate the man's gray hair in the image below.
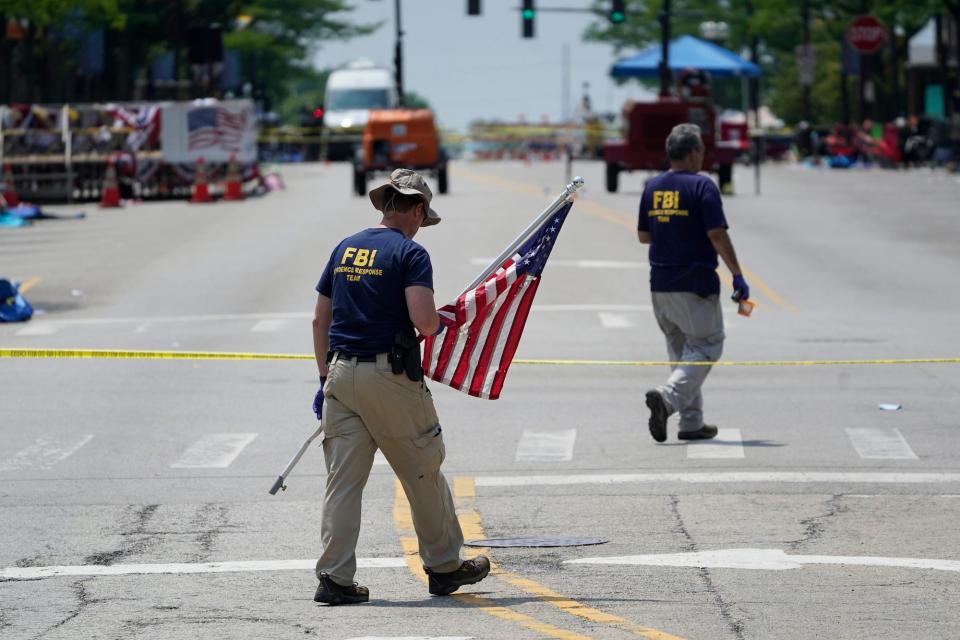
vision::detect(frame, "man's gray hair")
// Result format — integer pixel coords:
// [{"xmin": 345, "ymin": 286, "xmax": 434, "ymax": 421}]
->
[{"xmin": 665, "ymin": 123, "xmax": 704, "ymax": 160}]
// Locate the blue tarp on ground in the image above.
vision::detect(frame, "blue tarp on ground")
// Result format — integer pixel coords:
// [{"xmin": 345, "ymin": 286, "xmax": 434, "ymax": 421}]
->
[
  {"xmin": 611, "ymin": 35, "xmax": 761, "ymax": 79},
  {"xmin": 0, "ymin": 279, "xmax": 34, "ymax": 322}
]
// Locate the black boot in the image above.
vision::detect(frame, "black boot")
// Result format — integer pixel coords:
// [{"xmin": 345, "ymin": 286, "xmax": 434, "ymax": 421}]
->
[
  {"xmin": 424, "ymin": 556, "xmax": 491, "ymax": 596},
  {"xmin": 314, "ymin": 572, "xmax": 369, "ymax": 605}
]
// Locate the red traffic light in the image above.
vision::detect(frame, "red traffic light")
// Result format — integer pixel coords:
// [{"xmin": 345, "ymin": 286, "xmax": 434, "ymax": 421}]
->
[{"xmin": 312, "ymin": 107, "xmax": 324, "ymax": 119}]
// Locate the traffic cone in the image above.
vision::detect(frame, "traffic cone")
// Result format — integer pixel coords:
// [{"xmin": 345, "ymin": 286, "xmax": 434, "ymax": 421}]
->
[
  {"xmin": 190, "ymin": 157, "xmax": 213, "ymax": 203},
  {"xmin": 222, "ymin": 153, "xmax": 244, "ymax": 201},
  {"xmin": 1, "ymin": 164, "xmax": 20, "ymax": 206},
  {"xmin": 99, "ymin": 157, "xmax": 122, "ymax": 208}
]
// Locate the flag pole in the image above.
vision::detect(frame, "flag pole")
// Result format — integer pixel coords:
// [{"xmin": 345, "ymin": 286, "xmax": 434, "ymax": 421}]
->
[{"xmin": 460, "ymin": 176, "xmax": 584, "ymax": 296}]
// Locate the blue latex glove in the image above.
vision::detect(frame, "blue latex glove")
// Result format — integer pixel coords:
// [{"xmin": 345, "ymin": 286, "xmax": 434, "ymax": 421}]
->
[
  {"xmin": 731, "ymin": 275, "xmax": 750, "ymax": 302},
  {"xmin": 313, "ymin": 377, "xmax": 327, "ymax": 421}
]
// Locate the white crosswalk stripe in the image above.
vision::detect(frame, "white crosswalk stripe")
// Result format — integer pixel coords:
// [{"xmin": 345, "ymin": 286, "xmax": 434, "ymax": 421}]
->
[
  {"xmin": 250, "ymin": 319, "xmax": 285, "ymax": 333},
  {"xmin": 686, "ymin": 428, "xmax": 745, "ymax": 459},
  {"xmin": 598, "ymin": 312, "xmax": 634, "ymax": 329},
  {"xmin": 515, "ymin": 429, "xmax": 577, "ymax": 462},
  {"xmin": 15, "ymin": 324, "xmax": 59, "ymax": 336},
  {"xmin": 171, "ymin": 433, "xmax": 258, "ymax": 468},
  {"xmin": 0, "ymin": 434, "xmax": 94, "ymax": 471},
  {"xmin": 846, "ymin": 428, "xmax": 918, "ymax": 460}
]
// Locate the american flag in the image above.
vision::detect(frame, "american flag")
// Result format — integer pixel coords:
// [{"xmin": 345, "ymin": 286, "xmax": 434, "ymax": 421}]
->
[
  {"xmin": 422, "ymin": 201, "xmax": 573, "ymax": 400},
  {"xmin": 187, "ymin": 107, "xmax": 246, "ymax": 151}
]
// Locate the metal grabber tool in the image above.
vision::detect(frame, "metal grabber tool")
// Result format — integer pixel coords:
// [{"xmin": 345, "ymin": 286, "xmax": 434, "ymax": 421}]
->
[{"xmin": 268, "ymin": 423, "xmax": 323, "ymax": 495}]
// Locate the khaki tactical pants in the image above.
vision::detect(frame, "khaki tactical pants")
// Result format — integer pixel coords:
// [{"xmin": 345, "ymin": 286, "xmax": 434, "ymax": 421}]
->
[
  {"xmin": 651, "ymin": 292, "xmax": 725, "ymax": 433},
  {"xmin": 316, "ymin": 352, "xmax": 463, "ymax": 586}
]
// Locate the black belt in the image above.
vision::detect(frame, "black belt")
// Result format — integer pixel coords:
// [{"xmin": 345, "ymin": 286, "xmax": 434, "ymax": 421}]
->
[{"xmin": 332, "ymin": 351, "xmax": 378, "ymax": 363}]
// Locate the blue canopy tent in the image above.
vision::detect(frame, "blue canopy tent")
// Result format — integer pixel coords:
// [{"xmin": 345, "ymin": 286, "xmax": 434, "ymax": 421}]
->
[{"xmin": 611, "ymin": 35, "xmax": 761, "ymax": 79}]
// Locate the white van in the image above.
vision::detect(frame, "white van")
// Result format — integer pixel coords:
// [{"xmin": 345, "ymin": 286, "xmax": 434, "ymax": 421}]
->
[{"xmin": 323, "ymin": 60, "xmax": 398, "ymax": 160}]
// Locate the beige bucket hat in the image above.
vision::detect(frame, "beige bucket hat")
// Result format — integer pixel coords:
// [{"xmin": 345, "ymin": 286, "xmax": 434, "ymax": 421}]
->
[{"xmin": 368, "ymin": 168, "xmax": 441, "ymax": 227}]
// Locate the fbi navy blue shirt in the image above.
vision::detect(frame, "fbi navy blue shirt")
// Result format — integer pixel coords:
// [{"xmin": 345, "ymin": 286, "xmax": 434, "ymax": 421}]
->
[
  {"xmin": 637, "ymin": 171, "xmax": 728, "ymax": 297},
  {"xmin": 316, "ymin": 227, "xmax": 433, "ymax": 356}
]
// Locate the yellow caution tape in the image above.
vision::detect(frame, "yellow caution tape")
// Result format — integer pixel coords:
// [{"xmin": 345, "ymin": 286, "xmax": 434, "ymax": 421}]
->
[
  {"xmin": 515, "ymin": 357, "xmax": 960, "ymax": 367},
  {"xmin": 1, "ymin": 349, "xmax": 959, "ymax": 367},
  {"xmin": 0, "ymin": 349, "xmax": 312, "ymax": 361}
]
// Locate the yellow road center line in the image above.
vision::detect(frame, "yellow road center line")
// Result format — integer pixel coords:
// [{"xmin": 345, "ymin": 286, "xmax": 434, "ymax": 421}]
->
[
  {"xmin": 449, "ymin": 478, "xmax": 686, "ymax": 640},
  {"xmin": 453, "ymin": 475, "xmax": 476, "ymax": 498},
  {"xmin": 393, "ymin": 479, "xmax": 591, "ymax": 640},
  {"xmin": 3, "ymin": 349, "xmax": 958, "ymax": 367},
  {"xmin": 455, "ymin": 165, "xmax": 796, "ymax": 313},
  {"xmin": 17, "ymin": 277, "xmax": 41, "ymax": 294}
]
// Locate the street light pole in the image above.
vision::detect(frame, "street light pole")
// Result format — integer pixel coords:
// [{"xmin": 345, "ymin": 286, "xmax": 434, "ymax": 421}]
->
[
  {"xmin": 394, "ymin": 0, "xmax": 405, "ymax": 107},
  {"xmin": 659, "ymin": 0, "xmax": 672, "ymax": 97},
  {"xmin": 801, "ymin": 0, "xmax": 811, "ymax": 122}
]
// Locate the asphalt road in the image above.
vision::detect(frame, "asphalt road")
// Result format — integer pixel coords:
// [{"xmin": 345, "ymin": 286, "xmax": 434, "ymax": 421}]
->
[{"xmin": 2, "ymin": 160, "xmax": 960, "ymax": 640}]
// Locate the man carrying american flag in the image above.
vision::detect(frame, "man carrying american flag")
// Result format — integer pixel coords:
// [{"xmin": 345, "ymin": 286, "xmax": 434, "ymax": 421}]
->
[
  {"xmin": 422, "ymin": 198, "xmax": 576, "ymax": 400},
  {"xmin": 271, "ymin": 176, "xmax": 583, "ymax": 601}
]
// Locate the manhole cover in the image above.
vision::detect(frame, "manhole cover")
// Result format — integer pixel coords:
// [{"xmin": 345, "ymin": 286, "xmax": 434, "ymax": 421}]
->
[{"xmin": 464, "ymin": 536, "xmax": 608, "ymax": 548}]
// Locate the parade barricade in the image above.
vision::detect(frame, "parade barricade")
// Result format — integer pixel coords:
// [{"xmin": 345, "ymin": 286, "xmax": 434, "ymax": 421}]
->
[{"xmin": 0, "ymin": 100, "xmax": 260, "ymax": 203}]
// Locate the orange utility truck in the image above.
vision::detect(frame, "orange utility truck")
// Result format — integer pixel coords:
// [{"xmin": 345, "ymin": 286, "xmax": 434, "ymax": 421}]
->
[{"xmin": 353, "ymin": 109, "xmax": 448, "ymax": 196}]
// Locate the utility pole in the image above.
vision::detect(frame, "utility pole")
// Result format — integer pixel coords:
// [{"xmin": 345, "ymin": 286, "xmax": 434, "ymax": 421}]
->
[
  {"xmin": 658, "ymin": 0, "xmax": 672, "ymax": 96},
  {"xmin": 561, "ymin": 44, "xmax": 570, "ymax": 121},
  {"xmin": 858, "ymin": 0, "xmax": 870, "ymax": 121},
  {"xmin": 801, "ymin": 0, "xmax": 811, "ymax": 123},
  {"xmin": 394, "ymin": 0, "xmax": 405, "ymax": 107}
]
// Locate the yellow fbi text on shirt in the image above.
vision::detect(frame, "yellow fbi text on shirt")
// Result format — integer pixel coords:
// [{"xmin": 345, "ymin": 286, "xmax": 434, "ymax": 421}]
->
[
  {"xmin": 336, "ymin": 247, "xmax": 384, "ymax": 282},
  {"xmin": 649, "ymin": 190, "xmax": 688, "ymax": 223}
]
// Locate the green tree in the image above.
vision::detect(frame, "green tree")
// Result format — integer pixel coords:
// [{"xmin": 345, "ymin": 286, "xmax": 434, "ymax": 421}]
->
[
  {"xmin": 223, "ymin": 0, "xmax": 377, "ymax": 108},
  {"xmin": 0, "ymin": 0, "xmax": 375, "ymax": 106},
  {"xmin": 583, "ymin": 0, "xmax": 948, "ymax": 126}
]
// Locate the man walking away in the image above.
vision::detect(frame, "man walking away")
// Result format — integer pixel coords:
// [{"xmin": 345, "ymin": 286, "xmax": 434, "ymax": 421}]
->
[
  {"xmin": 312, "ymin": 169, "xmax": 490, "ymax": 604},
  {"xmin": 637, "ymin": 124, "xmax": 750, "ymax": 443}
]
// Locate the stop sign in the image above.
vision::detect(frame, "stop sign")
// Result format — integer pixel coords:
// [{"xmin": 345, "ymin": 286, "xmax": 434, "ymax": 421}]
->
[{"xmin": 847, "ymin": 15, "xmax": 887, "ymax": 54}]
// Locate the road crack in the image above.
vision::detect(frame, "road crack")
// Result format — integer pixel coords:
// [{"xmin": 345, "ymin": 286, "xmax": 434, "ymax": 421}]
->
[
  {"xmin": 788, "ymin": 494, "xmax": 847, "ymax": 551},
  {"xmin": 191, "ymin": 503, "xmax": 232, "ymax": 562},
  {"xmin": 83, "ymin": 504, "xmax": 160, "ymax": 565},
  {"xmin": 31, "ymin": 580, "xmax": 89, "ymax": 639},
  {"xmin": 670, "ymin": 495, "xmax": 746, "ymax": 640},
  {"xmin": 122, "ymin": 614, "xmax": 317, "ymax": 635}
]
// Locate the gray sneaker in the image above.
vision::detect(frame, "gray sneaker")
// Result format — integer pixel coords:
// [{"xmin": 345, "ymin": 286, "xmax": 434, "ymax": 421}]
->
[
  {"xmin": 678, "ymin": 424, "xmax": 719, "ymax": 440},
  {"xmin": 425, "ymin": 555, "xmax": 490, "ymax": 596}
]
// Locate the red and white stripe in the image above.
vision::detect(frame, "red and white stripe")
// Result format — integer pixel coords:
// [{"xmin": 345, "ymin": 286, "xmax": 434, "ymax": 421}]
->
[{"xmin": 422, "ymin": 254, "xmax": 541, "ymax": 400}]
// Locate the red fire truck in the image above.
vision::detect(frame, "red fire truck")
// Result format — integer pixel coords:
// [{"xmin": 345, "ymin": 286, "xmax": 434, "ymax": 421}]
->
[{"xmin": 603, "ymin": 70, "xmax": 738, "ymax": 194}]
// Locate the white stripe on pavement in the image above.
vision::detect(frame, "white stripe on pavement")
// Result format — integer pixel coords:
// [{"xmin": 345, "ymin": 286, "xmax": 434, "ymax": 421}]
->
[
  {"xmin": 8, "ymin": 311, "xmax": 313, "ymax": 327},
  {"xmin": 347, "ymin": 637, "xmax": 472, "ymax": 640},
  {"xmin": 532, "ymin": 304, "xmax": 651, "ymax": 312},
  {"xmin": 598, "ymin": 312, "xmax": 634, "ymax": 329},
  {"xmin": 686, "ymin": 428, "xmax": 744, "ymax": 459},
  {"xmin": 0, "ymin": 434, "xmax": 95, "ymax": 471},
  {"xmin": 16, "ymin": 324, "xmax": 59, "ymax": 336},
  {"xmin": 474, "ymin": 472, "xmax": 960, "ymax": 487},
  {"xmin": 171, "ymin": 433, "xmax": 258, "ymax": 469},
  {"xmin": 515, "ymin": 429, "xmax": 577, "ymax": 462},
  {"xmin": 472, "ymin": 257, "xmax": 647, "ymax": 269},
  {"xmin": 251, "ymin": 319, "xmax": 285, "ymax": 333},
  {"xmin": 564, "ymin": 548, "xmax": 960, "ymax": 573},
  {"xmin": 348, "ymin": 637, "xmax": 472, "ymax": 640},
  {"xmin": 846, "ymin": 428, "xmax": 918, "ymax": 460},
  {"xmin": 1, "ymin": 557, "xmax": 407, "ymax": 580},
  {"xmin": 374, "ymin": 450, "xmax": 389, "ymax": 466}
]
